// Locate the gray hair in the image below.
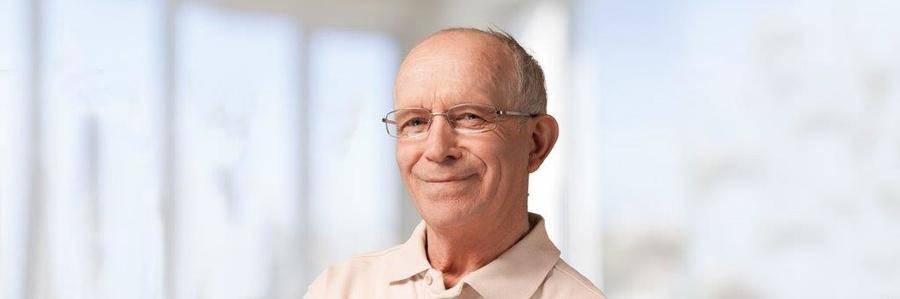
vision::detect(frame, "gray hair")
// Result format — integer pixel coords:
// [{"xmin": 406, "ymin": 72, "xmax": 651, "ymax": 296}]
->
[{"xmin": 432, "ymin": 27, "xmax": 548, "ymax": 114}]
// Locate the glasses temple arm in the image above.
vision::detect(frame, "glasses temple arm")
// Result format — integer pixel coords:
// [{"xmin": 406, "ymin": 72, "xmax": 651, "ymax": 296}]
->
[{"xmin": 497, "ymin": 111, "xmax": 540, "ymax": 117}]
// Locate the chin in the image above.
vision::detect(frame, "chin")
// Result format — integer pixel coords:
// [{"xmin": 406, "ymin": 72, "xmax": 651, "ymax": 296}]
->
[
  {"xmin": 412, "ymin": 176, "xmax": 480, "ymax": 197},
  {"xmin": 413, "ymin": 194, "xmax": 482, "ymax": 229},
  {"xmin": 419, "ymin": 209, "xmax": 476, "ymax": 229}
]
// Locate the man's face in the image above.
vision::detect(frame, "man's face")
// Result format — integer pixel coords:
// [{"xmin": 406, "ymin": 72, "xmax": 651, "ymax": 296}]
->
[{"xmin": 393, "ymin": 33, "xmax": 533, "ymax": 228}]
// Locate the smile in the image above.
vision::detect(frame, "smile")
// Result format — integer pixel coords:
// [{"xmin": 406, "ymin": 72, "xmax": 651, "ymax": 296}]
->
[{"xmin": 421, "ymin": 174, "xmax": 476, "ymax": 183}]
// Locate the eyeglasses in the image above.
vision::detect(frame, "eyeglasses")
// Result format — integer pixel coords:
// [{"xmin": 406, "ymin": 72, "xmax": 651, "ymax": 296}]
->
[{"xmin": 381, "ymin": 103, "xmax": 539, "ymax": 139}]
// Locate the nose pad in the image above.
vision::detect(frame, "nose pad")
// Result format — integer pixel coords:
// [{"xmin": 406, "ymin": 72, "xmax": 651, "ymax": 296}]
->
[
  {"xmin": 426, "ymin": 113, "xmax": 455, "ymax": 136},
  {"xmin": 423, "ymin": 114, "xmax": 462, "ymax": 162}
]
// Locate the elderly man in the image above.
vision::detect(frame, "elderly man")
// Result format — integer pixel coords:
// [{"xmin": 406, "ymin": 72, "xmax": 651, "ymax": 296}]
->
[{"xmin": 305, "ymin": 28, "xmax": 605, "ymax": 298}]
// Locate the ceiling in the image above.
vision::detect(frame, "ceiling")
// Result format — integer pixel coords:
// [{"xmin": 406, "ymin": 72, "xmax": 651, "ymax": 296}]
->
[{"xmin": 187, "ymin": 0, "xmax": 539, "ymax": 35}]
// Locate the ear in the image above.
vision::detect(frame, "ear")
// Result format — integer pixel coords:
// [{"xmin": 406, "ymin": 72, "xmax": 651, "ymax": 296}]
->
[{"xmin": 527, "ymin": 114, "xmax": 559, "ymax": 173}]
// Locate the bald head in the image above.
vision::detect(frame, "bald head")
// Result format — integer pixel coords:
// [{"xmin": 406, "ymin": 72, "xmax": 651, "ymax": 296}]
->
[
  {"xmin": 391, "ymin": 28, "xmax": 560, "ymax": 234},
  {"xmin": 394, "ymin": 28, "xmax": 547, "ymax": 114}
]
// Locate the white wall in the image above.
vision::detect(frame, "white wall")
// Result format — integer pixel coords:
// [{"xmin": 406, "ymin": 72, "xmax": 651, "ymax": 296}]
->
[{"xmin": 2, "ymin": 0, "xmax": 898, "ymax": 298}]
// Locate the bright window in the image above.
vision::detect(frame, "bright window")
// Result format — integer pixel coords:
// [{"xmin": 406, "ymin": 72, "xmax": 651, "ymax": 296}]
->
[{"xmin": 306, "ymin": 28, "xmax": 401, "ymax": 276}]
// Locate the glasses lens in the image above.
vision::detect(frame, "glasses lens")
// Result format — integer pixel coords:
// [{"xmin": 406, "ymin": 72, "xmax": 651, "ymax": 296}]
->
[
  {"xmin": 448, "ymin": 104, "xmax": 498, "ymax": 133},
  {"xmin": 386, "ymin": 109, "xmax": 430, "ymax": 138}
]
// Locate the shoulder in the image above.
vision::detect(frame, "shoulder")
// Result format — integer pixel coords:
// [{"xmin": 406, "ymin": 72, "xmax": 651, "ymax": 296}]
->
[
  {"xmin": 324, "ymin": 244, "xmax": 403, "ymax": 275},
  {"xmin": 534, "ymin": 259, "xmax": 606, "ymax": 299},
  {"xmin": 304, "ymin": 245, "xmax": 403, "ymax": 298}
]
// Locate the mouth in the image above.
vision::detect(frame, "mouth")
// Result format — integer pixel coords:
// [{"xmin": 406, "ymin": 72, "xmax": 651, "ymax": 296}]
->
[{"xmin": 420, "ymin": 173, "xmax": 476, "ymax": 183}]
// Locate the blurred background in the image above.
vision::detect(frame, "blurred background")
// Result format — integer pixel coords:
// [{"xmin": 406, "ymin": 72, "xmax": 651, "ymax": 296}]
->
[{"xmin": 1, "ymin": 0, "xmax": 899, "ymax": 298}]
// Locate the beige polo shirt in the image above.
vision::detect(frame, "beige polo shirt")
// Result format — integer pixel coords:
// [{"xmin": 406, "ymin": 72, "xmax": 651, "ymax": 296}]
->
[{"xmin": 304, "ymin": 213, "xmax": 605, "ymax": 298}]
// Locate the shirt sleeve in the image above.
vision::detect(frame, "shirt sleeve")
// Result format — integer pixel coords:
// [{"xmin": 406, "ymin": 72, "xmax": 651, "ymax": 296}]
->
[{"xmin": 302, "ymin": 268, "xmax": 330, "ymax": 299}]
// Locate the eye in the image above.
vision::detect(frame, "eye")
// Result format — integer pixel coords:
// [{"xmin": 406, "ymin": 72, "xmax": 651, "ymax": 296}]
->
[
  {"xmin": 460, "ymin": 113, "xmax": 483, "ymax": 121},
  {"xmin": 401, "ymin": 117, "xmax": 429, "ymax": 128},
  {"xmin": 454, "ymin": 112, "xmax": 488, "ymax": 129}
]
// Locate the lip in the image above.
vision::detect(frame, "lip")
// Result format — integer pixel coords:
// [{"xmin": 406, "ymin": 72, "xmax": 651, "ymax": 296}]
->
[{"xmin": 420, "ymin": 173, "xmax": 476, "ymax": 183}]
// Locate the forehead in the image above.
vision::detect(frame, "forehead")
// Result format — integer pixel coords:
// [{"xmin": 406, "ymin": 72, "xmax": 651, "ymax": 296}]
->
[{"xmin": 393, "ymin": 33, "xmax": 514, "ymax": 110}]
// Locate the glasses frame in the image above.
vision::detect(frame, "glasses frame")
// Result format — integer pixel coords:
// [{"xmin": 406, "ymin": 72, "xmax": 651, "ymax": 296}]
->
[{"xmin": 381, "ymin": 103, "xmax": 540, "ymax": 139}]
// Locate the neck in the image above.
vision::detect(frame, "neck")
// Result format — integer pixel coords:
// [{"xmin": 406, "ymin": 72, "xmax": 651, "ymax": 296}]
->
[{"xmin": 424, "ymin": 207, "xmax": 530, "ymax": 289}]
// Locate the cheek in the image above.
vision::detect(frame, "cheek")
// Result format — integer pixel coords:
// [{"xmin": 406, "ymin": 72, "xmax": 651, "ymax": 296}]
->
[
  {"xmin": 481, "ymin": 140, "xmax": 530, "ymax": 199},
  {"xmin": 395, "ymin": 143, "xmax": 419, "ymax": 175},
  {"xmin": 483, "ymin": 131, "xmax": 531, "ymax": 171},
  {"xmin": 469, "ymin": 140, "xmax": 523, "ymax": 182}
]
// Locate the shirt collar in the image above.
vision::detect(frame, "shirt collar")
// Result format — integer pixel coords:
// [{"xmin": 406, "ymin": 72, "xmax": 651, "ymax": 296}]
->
[
  {"xmin": 383, "ymin": 220, "xmax": 432, "ymax": 283},
  {"xmin": 383, "ymin": 213, "xmax": 561, "ymax": 298}
]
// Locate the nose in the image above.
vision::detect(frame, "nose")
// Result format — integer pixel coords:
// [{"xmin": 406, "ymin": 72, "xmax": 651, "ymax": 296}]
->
[{"xmin": 422, "ymin": 115, "xmax": 462, "ymax": 163}]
